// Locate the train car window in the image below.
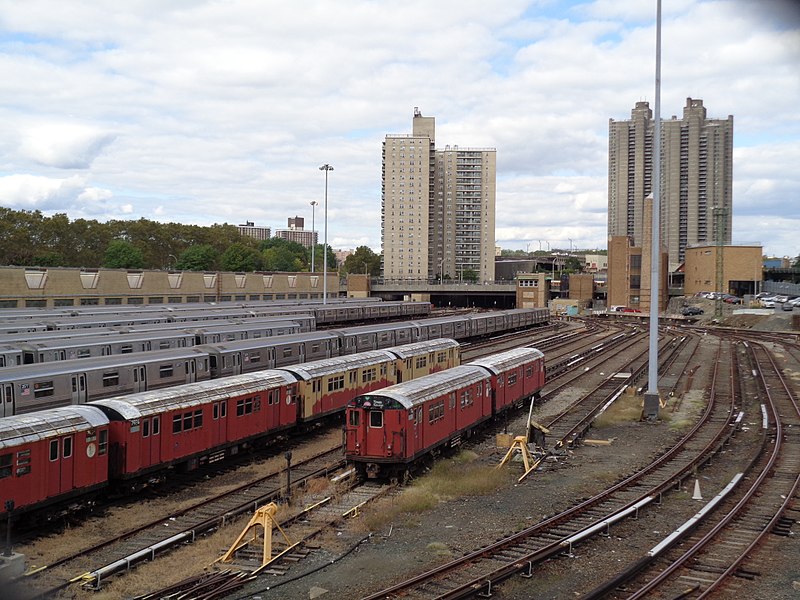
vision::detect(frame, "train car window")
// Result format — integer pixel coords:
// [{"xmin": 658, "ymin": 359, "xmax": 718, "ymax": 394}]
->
[
  {"xmin": 311, "ymin": 343, "xmax": 320, "ymax": 353},
  {"xmin": 449, "ymin": 392, "xmax": 456, "ymax": 409},
  {"xmin": 172, "ymin": 415, "xmax": 182, "ymax": 433},
  {"xmin": 220, "ymin": 402, "xmax": 227, "ymax": 417},
  {"xmin": 121, "ymin": 345, "xmax": 134, "ymax": 354},
  {"xmin": 362, "ymin": 368, "xmax": 376, "ymax": 383},
  {"xmin": 0, "ymin": 454, "xmax": 11, "ymax": 479},
  {"xmin": 415, "ymin": 356, "xmax": 427, "ymax": 369},
  {"xmin": 159, "ymin": 341, "xmax": 171, "ymax": 350},
  {"xmin": 77, "ymin": 349, "xmax": 91, "ymax": 358},
  {"xmin": 405, "ymin": 359, "xmax": 412, "ymax": 370},
  {"xmin": 63, "ymin": 436, "xmax": 73, "ymax": 459},
  {"xmin": 102, "ymin": 371, "xmax": 120, "ymax": 387},
  {"xmin": 477, "ymin": 382, "xmax": 483, "ymax": 396},
  {"xmin": 248, "ymin": 352, "xmax": 261, "ymax": 364},
  {"xmin": 498, "ymin": 375, "xmax": 504, "ymax": 386},
  {"xmin": 213, "ymin": 403, "xmax": 219, "ymax": 419},
  {"xmin": 349, "ymin": 411, "xmax": 360, "ymax": 426},
  {"xmin": 369, "ymin": 411, "xmax": 383, "ymax": 428},
  {"xmin": 143, "ymin": 419, "xmax": 150, "ymax": 438},
  {"xmin": 49, "ymin": 439, "xmax": 59, "ymax": 461},
  {"xmin": 34, "ymin": 380, "xmax": 55, "ymax": 398},
  {"xmin": 416, "ymin": 408, "xmax": 422, "ymax": 424},
  {"xmin": 283, "ymin": 348, "xmax": 293, "ymax": 358},
  {"xmin": 327, "ymin": 375, "xmax": 344, "ymax": 392},
  {"xmin": 159, "ymin": 365, "xmax": 174, "ymax": 378},
  {"xmin": 508, "ymin": 373, "xmax": 517, "ymax": 385},
  {"xmin": 152, "ymin": 417, "xmax": 160, "ymax": 435},
  {"xmin": 194, "ymin": 410, "xmax": 203, "ymax": 428},
  {"xmin": 349, "ymin": 370, "xmax": 357, "ymax": 384},
  {"xmin": 183, "ymin": 412, "xmax": 192, "ymax": 430},
  {"xmin": 526, "ymin": 366, "xmax": 532, "ymax": 378},
  {"xmin": 99, "ymin": 430, "xmax": 108, "ymax": 454},
  {"xmin": 236, "ymin": 398, "xmax": 254, "ymax": 416}
]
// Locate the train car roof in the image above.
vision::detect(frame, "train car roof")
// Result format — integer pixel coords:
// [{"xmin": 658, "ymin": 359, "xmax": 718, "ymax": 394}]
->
[
  {"xmin": 386, "ymin": 338, "xmax": 459, "ymax": 359},
  {"xmin": 337, "ymin": 321, "xmax": 420, "ymax": 335},
  {"xmin": 280, "ymin": 350, "xmax": 395, "ymax": 380},
  {"xmin": 198, "ymin": 330, "xmax": 339, "ymax": 353},
  {"xmin": 467, "ymin": 347, "xmax": 544, "ymax": 375},
  {"xmin": 354, "ymin": 365, "xmax": 487, "ymax": 410},
  {"xmin": 0, "ymin": 347, "xmax": 208, "ymax": 381},
  {"xmin": 20, "ymin": 330, "xmax": 197, "ymax": 350},
  {"xmin": 0, "ymin": 405, "xmax": 109, "ymax": 448},
  {"xmin": 92, "ymin": 370, "xmax": 297, "ymax": 418}
]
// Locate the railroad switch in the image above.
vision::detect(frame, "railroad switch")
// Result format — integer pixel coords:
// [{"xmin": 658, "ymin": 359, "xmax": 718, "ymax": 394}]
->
[
  {"xmin": 497, "ymin": 436, "xmax": 542, "ymax": 483},
  {"xmin": 215, "ymin": 502, "xmax": 294, "ymax": 571}
]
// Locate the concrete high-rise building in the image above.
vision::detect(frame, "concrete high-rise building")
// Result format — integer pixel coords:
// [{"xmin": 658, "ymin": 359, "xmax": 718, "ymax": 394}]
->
[
  {"xmin": 274, "ymin": 216, "xmax": 317, "ymax": 249},
  {"xmin": 381, "ymin": 108, "xmax": 496, "ymax": 282},
  {"xmin": 238, "ymin": 221, "xmax": 270, "ymax": 241},
  {"xmin": 608, "ymin": 98, "xmax": 733, "ymax": 271}
]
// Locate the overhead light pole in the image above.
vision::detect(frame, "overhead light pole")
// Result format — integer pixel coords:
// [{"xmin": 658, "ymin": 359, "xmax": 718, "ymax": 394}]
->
[
  {"xmin": 310, "ymin": 200, "xmax": 317, "ymax": 274},
  {"xmin": 319, "ymin": 164, "xmax": 333, "ymax": 304}
]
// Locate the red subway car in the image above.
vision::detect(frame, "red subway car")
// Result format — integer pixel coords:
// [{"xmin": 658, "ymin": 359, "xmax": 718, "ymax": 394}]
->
[{"xmin": 345, "ymin": 347, "xmax": 545, "ymax": 479}]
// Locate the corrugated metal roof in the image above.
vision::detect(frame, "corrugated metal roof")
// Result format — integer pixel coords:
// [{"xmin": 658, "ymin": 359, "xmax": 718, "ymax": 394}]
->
[
  {"xmin": 92, "ymin": 371, "xmax": 297, "ymax": 419},
  {"xmin": 374, "ymin": 365, "xmax": 487, "ymax": 409},
  {"xmin": 281, "ymin": 350, "xmax": 394, "ymax": 379},
  {"xmin": 468, "ymin": 347, "xmax": 544, "ymax": 375},
  {"xmin": 0, "ymin": 405, "xmax": 108, "ymax": 449},
  {"xmin": 388, "ymin": 338, "xmax": 458, "ymax": 359}
]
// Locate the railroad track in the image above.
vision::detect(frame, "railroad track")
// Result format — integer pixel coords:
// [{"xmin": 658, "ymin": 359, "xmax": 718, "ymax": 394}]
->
[
  {"xmin": 587, "ymin": 340, "xmax": 800, "ymax": 599},
  {"xmin": 16, "ymin": 446, "xmax": 346, "ymax": 599},
  {"xmin": 134, "ymin": 479, "xmax": 395, "ymax": 600},
  {"xmin": 360, "ymin": 338, "xmax": 741, "ymax": 599}
]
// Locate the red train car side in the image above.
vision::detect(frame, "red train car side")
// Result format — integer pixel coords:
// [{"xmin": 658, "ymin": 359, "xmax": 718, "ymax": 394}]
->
[
  {"xmin": 345, "ymin": 347, "xmax": 545, "ymax": 479},
  {"xmin": 0, "ymin": 406, "xmax": 110, "ymax": 515}
]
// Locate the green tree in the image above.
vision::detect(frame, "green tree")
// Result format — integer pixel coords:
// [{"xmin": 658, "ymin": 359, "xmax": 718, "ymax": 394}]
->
[
  {"xmin": 342, "ymin": 246, "xmax": 381, "ymax": 276},
  {"xmin": 793, "ymin": 255, "xmax": 800, "ymax": 269},
  {"xmin": 565, "ymin": 256, "xmax": 583, "ymax": 272},
  {"xmin": 462, "ymin": 268, "xmax": 479, "ymax": 282},
  {"xmin": 103, "ymin": 239, "xmax": 145, "ymax": 269},
  {"xmin": 221, "ymin": 243, "xmax": 262, "ymax": 272},
  {"xmin": 260, "ymin": 238, "xmax": 309, "ymax": 271},
  {"xmin": 176, "ymin": 245, "xmax": 219, "ymax": 271}
]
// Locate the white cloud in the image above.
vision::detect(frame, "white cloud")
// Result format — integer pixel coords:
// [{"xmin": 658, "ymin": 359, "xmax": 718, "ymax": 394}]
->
[
  {"xmin": 19, "ymin": 123, "xmax": 116, "ymax": 169},
  {"xmin": 0, "ymin": 0, "xmax": 797, "ymax": 257}
]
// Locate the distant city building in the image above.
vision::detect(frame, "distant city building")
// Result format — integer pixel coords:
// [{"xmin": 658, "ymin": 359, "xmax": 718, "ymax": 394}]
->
[
  {"xmin": 381, "ymin": 108, "xmax": 496, "ymax": 282},
  {"xmin": 608, "ymin": 98, "xmax": 733, "ymax": 271},
  {"xmin": 334, "ymin": 249, "xmax": 353, "ymax": 266},
  {"xmin": 237, "ymin": 221, "xmax": 271, "ymax": 241},
  {"xmin": 583, "ymin": 254, "xmax": 608, "ymax": 273},
  {"xmin": 274, "ymin": 216, "xmax": 317, "ymax": 249}
]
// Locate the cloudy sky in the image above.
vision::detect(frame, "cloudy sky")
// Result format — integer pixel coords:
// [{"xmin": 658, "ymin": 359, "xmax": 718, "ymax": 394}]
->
[{"xmin": 1, "ymin": 0, "xmax": 798, "ymax": 257}]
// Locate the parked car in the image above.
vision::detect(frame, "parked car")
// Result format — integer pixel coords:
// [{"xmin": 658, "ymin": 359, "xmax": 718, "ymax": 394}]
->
[{"xmin": 682, "ymin": 306, "xmax": 704, "ymax": 316}]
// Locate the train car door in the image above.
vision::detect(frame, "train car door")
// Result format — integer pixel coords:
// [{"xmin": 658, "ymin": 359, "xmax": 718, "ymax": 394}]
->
[
  {"xmin": 232, "ymin": 353, "xmax": 242, "ymax": 375},
  {"xmin": 212, "ymin": 401, "xmax": 228, "ymax": 446},
  {"xmin": 60, "ymin": 435, "xmax": 75, "ymax": 492},
  {"xmin": 1, "ymin": 384, "xmax": 14, "ymax": 417},
  {"xmin": 133, "ymin": 366, "xmax": 146, "ymax": 392},
  {"xmin": 184, "ymin": 359, "xmax": 196, "ymax": 383},
  {"xmin": 365, "ymin": 409, "xmax": 386, "ymax": 456},
  {"xmin": 70, "ymin": 374, "xmax": 87, "ymax": 404},
  {"xmin": 46, "ymin": 439, "xmax": 61, "ymax": 497}
]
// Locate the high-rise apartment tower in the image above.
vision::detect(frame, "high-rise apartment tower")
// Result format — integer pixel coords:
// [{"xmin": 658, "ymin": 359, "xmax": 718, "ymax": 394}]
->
[
  {"xmin": 608, "ymin": 98, "xmax": 733, "ymax": 270},
  {"xmin": 381, "ymin": 108, "xmax": 496, "ymax": 282}
]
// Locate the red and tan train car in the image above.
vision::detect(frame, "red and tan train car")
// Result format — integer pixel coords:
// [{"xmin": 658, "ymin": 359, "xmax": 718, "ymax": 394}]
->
[{"xmin": 345, "ymin": 347, "xmax": 545, "ymax": 479}]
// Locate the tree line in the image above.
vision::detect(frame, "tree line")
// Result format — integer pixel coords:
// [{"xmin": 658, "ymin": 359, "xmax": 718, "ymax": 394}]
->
[{"xmin": 0, "ymin": 208, "xmax": 382, "ymax": 275}]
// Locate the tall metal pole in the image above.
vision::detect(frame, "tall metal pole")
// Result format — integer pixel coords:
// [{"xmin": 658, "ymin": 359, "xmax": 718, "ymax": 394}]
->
[
  {"xmin": 319, "ymin": 164, "xmax": 333, "ymax": 305},
  {"xmin": 310, "ymin": 201, "xmax": 317, "ymax": 274},
  {"xmin": 644, "ymin": 0, "xmax": 662, "ymax": 419}
]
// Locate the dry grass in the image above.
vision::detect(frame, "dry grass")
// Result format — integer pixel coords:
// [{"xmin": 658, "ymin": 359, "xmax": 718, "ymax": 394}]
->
[
  {"xmin": 593, "ymin": 393, "xmax": 645, "ymax": 428},
  {"xmin": 360, "ymin": 451, "xmax": 509, "ymax": 532}
]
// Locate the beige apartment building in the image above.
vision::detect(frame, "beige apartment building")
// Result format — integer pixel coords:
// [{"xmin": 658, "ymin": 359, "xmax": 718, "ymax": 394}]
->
[
  {"xmin": 608, "ymin": 98, "xmax": 733, "ymax": 271},
  {"xmin": 274, "ymin": 216, "xmax": 317, "ymax": 249},
  {"xmin": 381, "ymin": 108, "xmax": 496, "ymax": 282}
]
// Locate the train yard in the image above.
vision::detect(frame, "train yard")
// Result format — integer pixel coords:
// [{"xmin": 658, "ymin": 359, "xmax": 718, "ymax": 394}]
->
[{"xmin": 1, "ymin": 304, "xmax": 798, "ymax": 599}]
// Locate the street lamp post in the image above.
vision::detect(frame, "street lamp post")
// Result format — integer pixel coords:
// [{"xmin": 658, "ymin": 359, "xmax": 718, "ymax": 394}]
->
[
  {"xmin": 319, "ymin": 164, "xmax": 333, "ymax": 305},
  {"xmin": 310, "ymin": 201, "xmax": 317, "ymax": 274}
]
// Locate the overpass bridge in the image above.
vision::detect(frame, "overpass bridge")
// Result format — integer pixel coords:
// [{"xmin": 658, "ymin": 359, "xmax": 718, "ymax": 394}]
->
[{"xmin": 369, "ymin": 279, "xmax": 518, "ymax": 309}]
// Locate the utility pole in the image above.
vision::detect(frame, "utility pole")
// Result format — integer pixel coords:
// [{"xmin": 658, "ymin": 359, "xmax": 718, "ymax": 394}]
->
[{"xmin": 714, "ymin": 206, "xmax": 728, "ymax": 319}]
